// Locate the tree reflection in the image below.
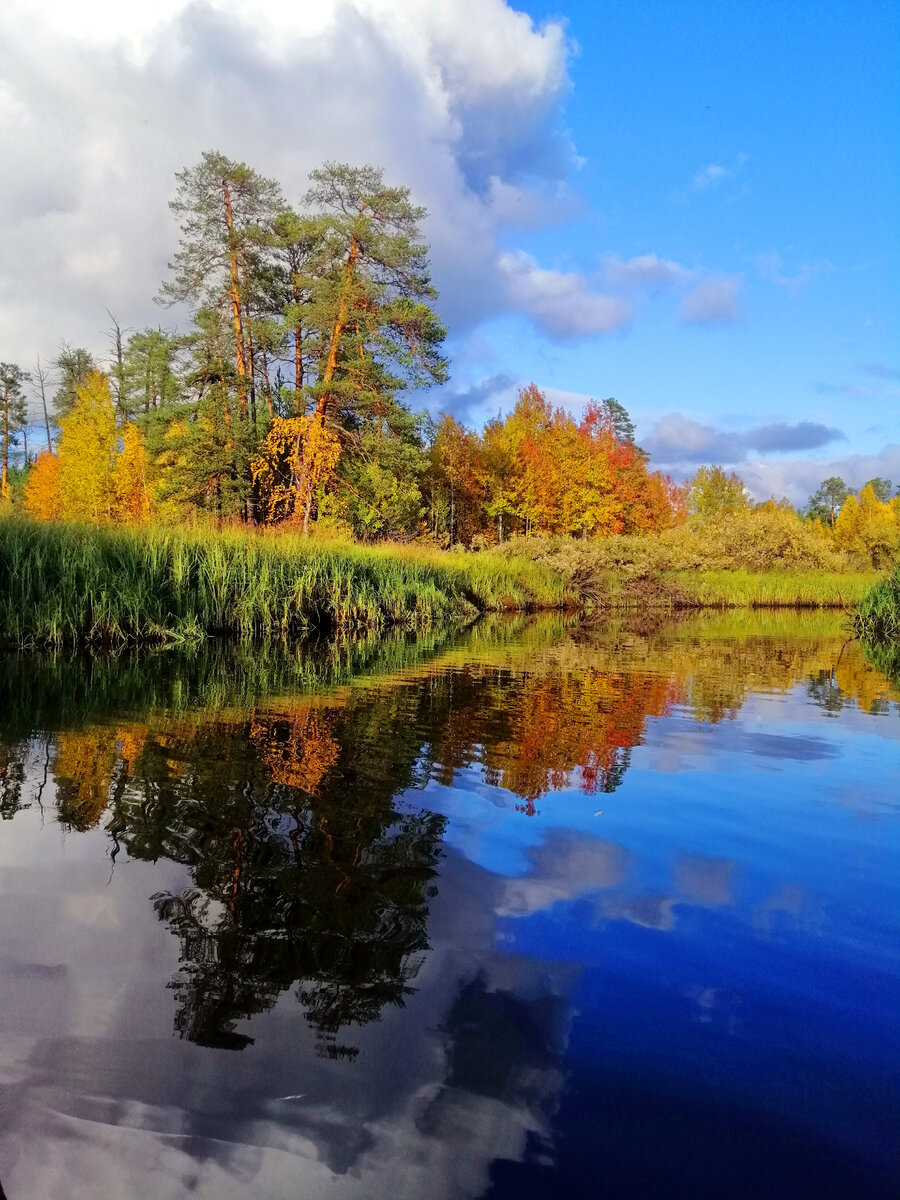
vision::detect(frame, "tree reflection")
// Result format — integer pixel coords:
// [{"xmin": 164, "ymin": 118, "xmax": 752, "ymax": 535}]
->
[{"xmin": 0, "ymin": 617, "xmax": 896, "ymax": 1052}]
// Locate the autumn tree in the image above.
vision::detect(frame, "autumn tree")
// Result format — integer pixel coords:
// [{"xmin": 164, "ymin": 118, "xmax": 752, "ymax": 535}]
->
[
  {"xmin": 425, "ymin": 414, "xmax": 486, "ymax": 544},
  {"xmin": 22, "ymin": 451, "xmax": 62, "ymax": 521},
  {"xmin": 283, "ymin": 162, "xmax": 447, "ymax": 530},
  {"xmin": 687, "ymin": 465, "xmax": 748, "ymax": 519}
]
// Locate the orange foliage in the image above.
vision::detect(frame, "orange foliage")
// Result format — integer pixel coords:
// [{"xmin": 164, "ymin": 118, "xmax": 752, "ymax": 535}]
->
[
  {"xmin": 250, "ymin": 707, "xmax": 340, "ymax": 793},
  {"xmin": 474, "ymin": 386, "xmax": 682, "ymax": 540},
  {"xmin": 23, "ymin": 451, "xmax": 62, "ymax": 521},
  {"xmin": 24, "ymin": 373, "xmax": 152, "ymax": 525}
]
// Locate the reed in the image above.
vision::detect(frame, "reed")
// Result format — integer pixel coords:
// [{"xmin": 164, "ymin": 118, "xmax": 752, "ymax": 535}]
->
[
  {"xmin": 672, "ymin": 570, "xmax": 880, "ymax": 609},
  {"xmin": 0, "ymin": 518, "xmax": 569, "ymax": 647},
  {"xmin": 853, "ymin": 565, "xmax": 900, "ymax": 642}
]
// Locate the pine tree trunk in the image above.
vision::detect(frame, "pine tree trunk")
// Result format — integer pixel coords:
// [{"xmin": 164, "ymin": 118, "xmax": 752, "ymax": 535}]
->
[
  {"xmin": 292, "ymin": 276, "xmax": 304, "ymax": 411},
  {"xmin": 295, "ymin": 234, "xmax": 359, "ymax": 527},
  {"xmin": 244, "ymin": 294, "xmax": 257, "ymax": 432},
  {"xmin": 221, "ymin": 179, "xmax": 248, "ymax": 420},
  {"xmin": 261, "ymin": 349, "xmax": 274, "ymax": 419}
]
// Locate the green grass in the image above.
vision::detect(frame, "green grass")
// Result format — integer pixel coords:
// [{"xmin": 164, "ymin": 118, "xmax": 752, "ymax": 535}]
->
[
  {"xmin": 853, "ymin": 564, "xmax": 900, "ymax": 642},
  {"xmin": 671, "ymin": 570, "xmax": 880, "ymax": 609},
  {"xmin": 0, "ymin": 518, "xmax": 570, "ymax": 647}
]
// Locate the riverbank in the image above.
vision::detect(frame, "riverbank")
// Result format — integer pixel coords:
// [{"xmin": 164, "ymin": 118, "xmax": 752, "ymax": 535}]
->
[
  {"xmin": 0, "ymin": 519, "xmax": 883, "ymax": 647},
  {"xmin": 0, "ymin": 519, "xmax": 568, "ymax": 647}
]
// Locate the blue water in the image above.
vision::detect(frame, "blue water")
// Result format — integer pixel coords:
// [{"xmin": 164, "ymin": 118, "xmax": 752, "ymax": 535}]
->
[{"xmin": 0, "ymin": 618, "xmax": 896, "ymax": 1198}]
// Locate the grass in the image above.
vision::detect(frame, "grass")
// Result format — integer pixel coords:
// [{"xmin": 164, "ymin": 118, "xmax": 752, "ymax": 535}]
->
[
  {"xmin": 672, "ymin": 569, "xmax": 880, "ymax": 609},
  {"xmin": 0, "ymin": 518, "xmax": 570, "ymax": 647},
  {"xmin": 853, "ymin": 564, "xmax": 900, "ymax": 642},
  {"xmin": 491, "ymin": 532, "xmax": 881, "ymax": 611}
]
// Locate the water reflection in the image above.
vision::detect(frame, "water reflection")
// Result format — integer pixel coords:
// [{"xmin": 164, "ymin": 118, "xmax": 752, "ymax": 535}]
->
[
  {"xmin": 0, "ymin": 615, "xmax": 897, "ymax": 1198},
  {"xmin": 0, "ymin": 615, "xmax": 897, "ymax": 1052}
]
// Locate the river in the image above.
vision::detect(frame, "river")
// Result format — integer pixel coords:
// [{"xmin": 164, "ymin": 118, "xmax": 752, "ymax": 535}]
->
[{"xmin": 0, "ymin": 613, "xmax": 897, "ymax": 1198}]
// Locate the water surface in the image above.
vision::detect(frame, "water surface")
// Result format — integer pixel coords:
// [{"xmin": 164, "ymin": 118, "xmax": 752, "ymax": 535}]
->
[{"xmin": 0, "ymin": 614, "xmax": 897, "ymax": 1198}]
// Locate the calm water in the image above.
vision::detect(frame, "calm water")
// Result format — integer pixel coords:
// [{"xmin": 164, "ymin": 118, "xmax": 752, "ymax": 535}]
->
[{"xmin": 0, "ymin": 614, "xmax": 897, "ymax": 1199}]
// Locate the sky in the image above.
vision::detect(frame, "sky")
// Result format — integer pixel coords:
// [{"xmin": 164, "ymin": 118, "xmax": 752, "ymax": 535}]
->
[{"xmin": 1, "ymin": 0, "xmax": 897, "ymax": 502}]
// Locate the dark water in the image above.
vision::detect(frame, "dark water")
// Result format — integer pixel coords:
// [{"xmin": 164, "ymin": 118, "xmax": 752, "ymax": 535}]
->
[{"xmin": 0, "ymin": 614, "xmax": 897, "ymax": 1199}]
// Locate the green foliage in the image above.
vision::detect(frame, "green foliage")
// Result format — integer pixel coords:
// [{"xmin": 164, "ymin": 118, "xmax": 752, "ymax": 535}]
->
[
  {"xmin": 806, "ymin": 475, "xmax": 849, "ymax": 526},
  {"xmin": 687, "ymin": 465, "xmax": 748, "ymax": 518},
  {"xmin": 52, "ymin": 344, "xmax": 95, "ymax": 418},
  {"xmin": 854, "ymin": 564, "xmax": 900, "ymax": 642},
  {"xmin": 864, "ymin": 476, "xmax": 894, "ymax": 503}
]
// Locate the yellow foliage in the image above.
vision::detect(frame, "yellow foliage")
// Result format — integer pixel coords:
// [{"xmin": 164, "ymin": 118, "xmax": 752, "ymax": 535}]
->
[
  {"xmin": 23, "ymin": 451, "xmax": 62, "ymax": 521},
  {"xmin": 111, "ymin": 422, "xmax": 151, "ymax": 522},
  {"xmin": 57, "ymin": 371, "xmax": 118, "ymax": 522},
  {"xmin": 24, "ymin": 373, "xmax": 153, "ymax": 526},
  {"xmin": 252, "ymin": 415, "xmax": 342, "ymax": 524},
  {"xmin": 252, "ymin": 416, "xmax": 304, "ymax": 523},
  {"xmin": 834, "ymin": 487, "xmax": 900, "ymax": 566}
]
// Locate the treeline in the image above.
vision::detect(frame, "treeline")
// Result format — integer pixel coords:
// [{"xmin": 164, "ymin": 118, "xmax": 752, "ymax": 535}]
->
[
  {"xmin": 1, "ymin": 149, "xmax": 898, "ymax": 565},
  {"xmin": 0, "ymin": 151, "xmax": 682, "ymax": 542}
]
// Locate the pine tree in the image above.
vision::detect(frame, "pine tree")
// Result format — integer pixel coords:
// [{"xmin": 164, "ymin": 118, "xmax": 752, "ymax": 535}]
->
[
  {"xmin": 0, "ymin": 362, "xmax": 29, "ymax": 500},
  {"xmin": 52, "ymin": 344, "xmax": 96, "ymax": 418}
]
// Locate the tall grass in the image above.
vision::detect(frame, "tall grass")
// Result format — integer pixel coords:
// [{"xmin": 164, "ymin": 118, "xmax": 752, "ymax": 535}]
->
[
  {"xmin": 0, "ymin": 519, "xmax": 569, "ymax": 647},
  {"xmin": 853, "ymin": 564, "xmax": 900, "ymax": 642},
  {"xmin": 673, "ymin": 570, "xmax": 880, "ymax": 609}
]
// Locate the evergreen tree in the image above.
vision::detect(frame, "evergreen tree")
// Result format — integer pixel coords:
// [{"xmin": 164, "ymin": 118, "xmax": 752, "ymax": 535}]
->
[
  {"xmin": 289, "ymin": 162, "xmax": 448, "ymax": 529},
  {"xmin": 806, "ymin": 475, "xmax": 849, "ymax": 526},
  {"xmin": 52, "ymin": 344, "xmax": 96, "ymax": 418},
  {"xmin": 0, "ymin": 362, "xmax": 29, "ymax": 500}
]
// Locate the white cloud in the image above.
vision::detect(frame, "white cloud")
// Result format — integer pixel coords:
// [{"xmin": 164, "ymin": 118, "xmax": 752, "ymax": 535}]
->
[
  {"xmin": 600, "ymin": 253, "xmax": 690, "ymax": 292},
  {"xmin": 0, "ymin": 0, "xmax": 589, "ymax": 372},
  {"xmin": 691, "ymin": 151, "xmax": 748, "ymax": 192},
  {"xmin": 678, "ymin": 274, "xmax": 741, "ymax": 324},
  {"xmin": 486, "ymin": 175, "xmax": 584, "ymax": 228},
  {"xmin": 498, "ymin": 251, "xmax": 633, "ymax": 339},
  {"xmin": 740, "ymin": 445, "xmax": 900, "ymax": 506}
]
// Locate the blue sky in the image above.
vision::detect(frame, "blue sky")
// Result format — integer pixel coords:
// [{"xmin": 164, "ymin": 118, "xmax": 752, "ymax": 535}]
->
[
  {"xmin": 437, "ymin": 0, "xmax": 900, "ymax": 498},
  {"xmin": 2, "ymin": 0, "xmax": 897, "ymax": 501}
]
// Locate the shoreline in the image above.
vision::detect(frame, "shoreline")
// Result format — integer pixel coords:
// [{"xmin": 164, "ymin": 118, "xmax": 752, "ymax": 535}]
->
[{"xmin": 0, "ymin": 517, "xmax": 884, "ymax": 648}]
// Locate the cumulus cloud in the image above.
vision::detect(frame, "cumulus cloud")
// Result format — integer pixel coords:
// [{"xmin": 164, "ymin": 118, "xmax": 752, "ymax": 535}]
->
[
  {"xmin": 497, "ymin": 251, "xmax": 632, "ymax": 339},
  {"xmin": 599, "ymin": 253, "xmax": 690, "ymax": 292},
  {"xmin": 0, "ymin": 0, "xmax": 594, "ymax": 368},
  {"xmin": 642, "ymin": 413, "xmax": 844, "ymax": 467},
  {"xmin": 1, "ymin": 0, "xmax": 750, "ymax": 385},
  {"xmin": 740, "ymin": 444, "xmax": 900, "ymax": 507},
  {"xmin": 678, "ymin": 275, "xmax": 741, "ymax": 324},
  {"xmin": 486, "ymin": 175, "xmax": 585, "ymax": 228},
  {"xmin": 434, "ymin": 373, "xmax": 518, "ymax": 422}
]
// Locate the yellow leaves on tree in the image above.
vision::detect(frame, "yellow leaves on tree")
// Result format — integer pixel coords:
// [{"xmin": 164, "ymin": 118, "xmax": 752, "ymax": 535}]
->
[
  {"xmin": 834, "ymin": 484, "xmax": 900, "ymax": 566},
  {"xmin": 252, "ymin": 415, "xmax": 341, "ymax": 524},
  {"xmin": 112, "ymin": 422, "xmax": 151, "ymax": 522},
  {"xmin": 23, "ymin": 451, "xmax": 62, "ymax": 521},
  {"xmin": 23, "ymin": 371, "xmax": 151, "ymax": 525}
]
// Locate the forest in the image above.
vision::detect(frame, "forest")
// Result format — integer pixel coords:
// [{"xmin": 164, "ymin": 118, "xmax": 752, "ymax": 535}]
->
[
  {"xmin": 1, "ymin": 150, "xmax": 897, "ymax": 565},
  {"xmin": 1, "ymin": 146, "xmax": 899, "ymax": 652}
]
